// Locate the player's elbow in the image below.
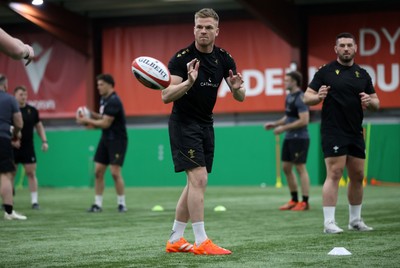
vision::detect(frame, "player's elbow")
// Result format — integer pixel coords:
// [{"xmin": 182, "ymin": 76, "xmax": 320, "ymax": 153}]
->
[
  {"xmin": 303, "ymin": 95, "xmax": 316, "ymax": 106},
  {"xmin": 303, "ymin": 95, "xmax": 311, "ymax": 105},
  {"xmin": 161, "ymin": 91, "xmax": 172, "ymax": 104},
  {"xmin": 161, "ymin": 96, "xmax": 170, "ymax": 104}
]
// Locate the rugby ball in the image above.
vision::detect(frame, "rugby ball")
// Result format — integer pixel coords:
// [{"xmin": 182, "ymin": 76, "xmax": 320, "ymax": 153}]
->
[
  {"xmin": 131, "ymin": 56, "xmax": 171, "ymax": 90},
  {"xmin": 76, "ymin": 106, "xmax": 91, "ymax": 119}
]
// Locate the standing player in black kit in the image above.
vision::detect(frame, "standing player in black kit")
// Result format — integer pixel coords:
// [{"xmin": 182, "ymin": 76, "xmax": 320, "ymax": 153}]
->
[
  {"xmin": 304, "ymin": 32, "xmax": 380, "ymax": 234},
  {"xmin": 76, "ymin": 74, "xmax": 128, "ymax": 213},
  {"xmin": 12, "ymin": 86, "xmax": 48, "ymax": 210},
  {"xmin": 163, "ymin": 8, "xmax": 245, "ymax": 255}
]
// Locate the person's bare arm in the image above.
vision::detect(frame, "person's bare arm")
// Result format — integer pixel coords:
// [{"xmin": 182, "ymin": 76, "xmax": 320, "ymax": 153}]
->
[{"xmin": 0, "ymin": 28, "xmax": 34, "ymax": 65}]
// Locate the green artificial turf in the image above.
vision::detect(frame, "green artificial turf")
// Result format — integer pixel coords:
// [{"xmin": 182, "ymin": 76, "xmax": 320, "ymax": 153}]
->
[{"xmin": 1, "ymin": 186, "xmax": 399, "ymax": 267}]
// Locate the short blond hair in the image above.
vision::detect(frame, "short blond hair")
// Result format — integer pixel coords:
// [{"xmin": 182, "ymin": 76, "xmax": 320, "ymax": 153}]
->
[{"xmin": 195, "ymin": 8, "xmax": 219, "ymax": 25}]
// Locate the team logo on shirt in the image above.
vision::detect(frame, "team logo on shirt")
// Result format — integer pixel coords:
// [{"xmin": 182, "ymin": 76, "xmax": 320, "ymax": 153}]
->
[
  {"xmin": 188, "ymin": 149, "xmax": 195, "ymax": 159},
  {"xmin": 335, "ymin": 70, "xmax": 340, "ymax": 75},
  {"xmin": 355, "ymin": 71, "xmax": 360, "ymax": 78}
]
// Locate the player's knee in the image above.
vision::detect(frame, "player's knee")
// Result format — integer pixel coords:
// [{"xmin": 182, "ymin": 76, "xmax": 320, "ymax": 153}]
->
[
  {"xmin": 282, "ymin": 164, "xmax": 292, "ymax": 175},
  {"xmin": 329, "ymin": 167, "xmax": 344, "ymax": 180},
  {"xmin": 189, "ymin": 175, "xmax": 208, "ymax": 188},
  {"xmin": 94, "ymin": 170, "xmax": 105, "ymax": 179},
  {"xmin": 26, "ymin": 172, "xmax": 36, "ymax": 180},
  {"xmin": 110, "ymin": 172, "xmax": 121, "ymax": 181},
  {"xmin": 349, "ymin": 169, "xmax": 364, "ymax": 182}
]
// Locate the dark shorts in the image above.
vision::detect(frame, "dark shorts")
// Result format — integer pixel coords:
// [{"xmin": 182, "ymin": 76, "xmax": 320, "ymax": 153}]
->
[
  {"xmin": 281, "ymin": 138, "xmax": 310, "ymax": 164},
  {"xmin": 0, "ymin": 137, "xmax": 16, "ymax": 173},
  {"xmin": 94, "ymin": 138, "xmax": 128, "ymax": 166},
  {"xmin": 14, "ymin": 145, "xmax": 36, "ymax": 164},
  {"xmin": 168, "ymin": 119, "xmax": 214, "ymax": 173},
  {"xmin": 322, "ymin": 133, "xmax": 365, "ymax": 159}
]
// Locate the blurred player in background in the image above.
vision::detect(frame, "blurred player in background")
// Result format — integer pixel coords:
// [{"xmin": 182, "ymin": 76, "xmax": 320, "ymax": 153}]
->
[
  {"xmin": 12, "ymin": 86, "xmax": 48, "ymax": 210},
  {"xmin": 76, "ymin": 74, "xmax": 128, "ymax": 213},
  {"xmin": 0, "ymin": 74, "xmax": 26, "ymax": 220},
  {"xmin": 304, "ymin": 32, "xmax": 380, "ymax": 234},
  {"xmin": 0, "ymin": 27, "xmax": 33, "ymax": 219},
  {"xmin": 264, "ymin": 71, "xmax": 311, "ymax": 211},
  {"xmin": 162, "ymin": 8, "xmax": 245, "ymax": 255}
]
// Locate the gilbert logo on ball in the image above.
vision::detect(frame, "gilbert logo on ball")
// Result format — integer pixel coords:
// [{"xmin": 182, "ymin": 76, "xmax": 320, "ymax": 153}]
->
[{"xmin": 131, "ymin": 56, "xmax": 171, "ymax": 90}]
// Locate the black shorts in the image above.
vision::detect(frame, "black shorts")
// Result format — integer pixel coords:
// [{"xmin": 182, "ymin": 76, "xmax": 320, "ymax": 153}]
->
[
  {"xmin": 281, "ymin": 138, "xmax": 310, "ymax": 164},
  {"xmin": 168, "ymin": 119, "xmax": 214, "ymax": 173},
  {"xmin": 14, "ymin": 145, "xmax": 36, "ymax": 164},
  {"xmin": 94, "ymin": 138, "xmax": 128, "ymax": 166},
  {"xmin": 322, "ymin": 133, "xmax": 365, "ymax": 159},
  {"xmin": 0, "ymin": 137, "xmax": 16, "ymax": 173}
]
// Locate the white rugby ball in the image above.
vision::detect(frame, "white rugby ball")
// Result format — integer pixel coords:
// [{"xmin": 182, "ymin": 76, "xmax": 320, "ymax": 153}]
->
[
  {"xmin": 76, "ymin": 106, "xmax": 91, "ymax": 118},
  {"xmin": 131, "ymin": 56, "xmax": 171, "ymax": 90}
]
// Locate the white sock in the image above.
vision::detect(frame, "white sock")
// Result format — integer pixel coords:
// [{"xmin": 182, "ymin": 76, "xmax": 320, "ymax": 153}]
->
[
  {"xmin": 349, "ymin": 204, "xmax": 362, "ymax": 223},
  {"xmin": 95, "ymin": 195, "xmax": 103, "ymax": 207},
  {"xmin": 169, "ymin": 220, "xmax": 187, "ymax": 243},
  {"xmin": 117, "ymin": 195, "xmax": 125, "ymax": 206},
  {"xmin": 192, "ymin": 221, "xmax": 208, "ymax": 246},
  {"xmin": 31, "ymin": 192, "xmax": 38, "ymax": 204},
  {"xmin": 323, "ymin": 206, "xmax": 336, "ymax": 224}
]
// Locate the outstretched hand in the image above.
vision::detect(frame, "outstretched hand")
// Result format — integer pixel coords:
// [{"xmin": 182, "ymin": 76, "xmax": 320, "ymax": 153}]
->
[
  {"xmin": 228, "ymin": 69, "xmax": 243, "ymax": 91},
  {"xmin": 187, "ymin": 58, "xmax": 200, "ymax": 84}
]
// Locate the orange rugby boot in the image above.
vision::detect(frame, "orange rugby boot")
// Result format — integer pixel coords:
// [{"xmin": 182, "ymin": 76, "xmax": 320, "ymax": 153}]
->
[
  {"xmin": 165, "ymin": 237, "xmax": 194, "ymax": 253},
  {"xmin": 291, "ymin": 201, "xmax": 310, "ymax": 211},
  {"xmin": 193, "ymin": 239, "xmax": 231, "ymax": 255},
  {"xmin": 279, "ymin": 200, "xmax": 298, "ymax": 210}
]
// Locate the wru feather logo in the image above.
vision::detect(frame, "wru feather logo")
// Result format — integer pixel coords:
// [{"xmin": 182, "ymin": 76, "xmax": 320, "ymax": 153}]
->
[{"xmin": 24, "ymin": 42, "xmax": 52, "ymax": 94}]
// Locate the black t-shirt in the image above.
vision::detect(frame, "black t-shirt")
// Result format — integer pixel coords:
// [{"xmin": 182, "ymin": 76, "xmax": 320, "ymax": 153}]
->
[
  {"xmin": 168, "ymin": 42, "xmax": 237, "ymax": 125},
  {"xmin": 308, "ymin": 60, "xmax": 375, "ymax": 137},
  {"xmin": 284, "ymin": 91, "xmax": 309, "ymax": 139},
  {"xmin": 99, "ymin": 92, "xmax": 127, "ymax": 140},
  {"xmin": 20, "ymin": 104, "xmax": 40, "ymax": 148}
]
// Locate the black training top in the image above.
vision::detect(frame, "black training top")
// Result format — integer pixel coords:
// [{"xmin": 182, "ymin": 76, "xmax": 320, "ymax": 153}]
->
[
  {"xmin": 308, "ymin": 60, "xmax": 375, "ymax": 137},
  {"xmin": 99, "ymin": 92, "xmax": 127, "ymax": 140},
  {"xmin": 168, "ymin": 42, "xmax": 237, "ymax": 125},
  {"xmin": 20, "ymin": 104, "xmax": 40, "ymax": 148}
]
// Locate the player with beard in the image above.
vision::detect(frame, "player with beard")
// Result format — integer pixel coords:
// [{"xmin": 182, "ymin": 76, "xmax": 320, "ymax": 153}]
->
[{"xmin": 304, "ymin": 32, "xmax": 380, "ymax": 234}]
